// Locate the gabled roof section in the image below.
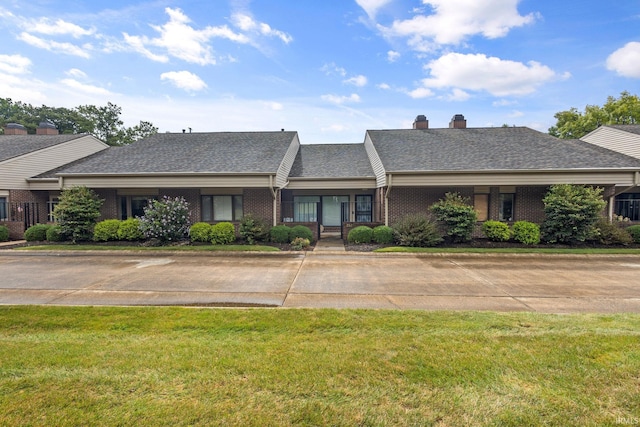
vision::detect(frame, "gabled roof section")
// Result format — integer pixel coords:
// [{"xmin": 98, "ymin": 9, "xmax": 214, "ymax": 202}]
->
[
  {"xmin": 0, "ymin": 134, "xmax": 89, "ymax": 163},
  {"xmin": 289, "ymin": 144, "xmax": 375, "ymax": 179},
  {"xmin": 54, "ymin": 131, "xmax": 299, "ymax": 175},
  {"xmin": 367, "ymin": 127, "xmax": 640, "ymax": 173}
]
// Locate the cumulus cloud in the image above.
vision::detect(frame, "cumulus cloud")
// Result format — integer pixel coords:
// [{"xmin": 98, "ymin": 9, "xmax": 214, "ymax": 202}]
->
[
  {"xmin": 160, "ymin": 70, "xmax": 208, "ymax": 92},
  {"xmin": 0, "ymin": 54, "xmax": 31, "ymax": 74},
  {"xmin": 606, "ymin": 41, "xmax": 640, "ymax": 78},
  {"xmin": 355, "ymin": 0, "xmax": 393, "ymax": 19},
  {"xmin": 379, "ymin": 0, "xmax": 537, "ymax": 50},
  {"xmin": 17, "ymin": 32, "xmax": 92, "ymax": 58},
  {"xmin": 344, "ymin": 74, "xmax": 368, "ymax": 87},
  {"xmin": 60, "ymin": 78, "xmax": 111, "ymax": 95},
  {"xmin": 418, "ymin": 52, "xmax": 559, "ymax": 97},
  {"xmin": 231, "ymin": 13, "xmax": 293, "ymax": 44},
  {"xmin": 387, "ymin": 50, "xmax": 400, "ymax": 62},
  {"xmin": 321, "ymin": 62, "xmax": 347, "ymax": 77},
  {"xmin": 27, "ymin": 18, "xmax": 95, "ymax": 38},
  {"xmin": 446, "ymin": 88, "xmax": 470, "ymax": 101},
  {"xmin": 407, "ymin": 87, "xmax": 434, "ymax": 99},
  {"xmin": 321, "ymin": 93, "xmax": 361, "ymax": 104},
  {"xmin": 377, "ymin": 83, "xmax": 391, "ymax": 90}
]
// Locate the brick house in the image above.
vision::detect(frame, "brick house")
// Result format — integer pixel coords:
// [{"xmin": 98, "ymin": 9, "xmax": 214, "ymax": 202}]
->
[{"xmin": 3, "ymin": 116, "xmax": 640, "ymax": 239}]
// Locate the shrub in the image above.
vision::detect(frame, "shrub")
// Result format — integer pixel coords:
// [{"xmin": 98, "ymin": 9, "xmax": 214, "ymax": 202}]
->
[
  {"xmin": 0, "ymin": 225, "xmax": 8, "ymax": 242},
  {"xmin": 52, "ymin": 186, "xmax": 103, "ymax": 243},
  {"xmin": 289, "ymin": 225, "xmax": 313, "ymax": 242},
  {"xmin": 189, "ymin": 222, "xmax": 212, "ymax": 243},
  {"xmin": 290, "ymin": 237, "xmax": 310, "ymax": 250},
  {"xmin": 430, "ymin": 192, "xmax": 478, "ymax": 242},
  {"xmin": 270, "ymin": 225, "xmax": 291, "ymax": 244},
  {"xmin": 627, "ymin": 225, "xmax": 640, "ymax": 244},
  {"xmin": 593, "ymin": 220, "xmax": 633, "ymax": 246},
  {"xmin": 139, "ymin": 196, "xmax": 191, "ymax": 243},
  {"xmin": 373, "ymin": 225, "xmax": 394, "ymax": 244},
  {"xmin": 24, "ymin": 224, "xmax": 50, "ymax": 241},
  {"xmin": 45, "ymin": 225, "xmax": 64, "ymax": 242},
  {"xmin": 211, "ymin": 222, "xmax": 236, "ymax": 245},
  {"xmin": 512, "ymin": 221, "xmax": 540, "ymax": 245},
  {"xmin": 93, "ymin": 219, "xmax": 121, "ymax": 242},
  {"xmin": 481, "ymin": 220, "xmax": 511, "ymax": 242},
  {"xmin": 348, "ymin": 226, "xmax": 373, "ymax": 244},
  {"xmin": 239, "ymin": 214, "xmax": 270, "ymax": 245},
  {"xmin": 392, "ymin": 213, "xmax": 442, "ymax": 247},
  {"xmin": 117, "ymin": 218, "xmax": 143, "ymax": 241},
  {"xmin": 541, "ymin": 184, "xmax": 606, "ymax": 244}
]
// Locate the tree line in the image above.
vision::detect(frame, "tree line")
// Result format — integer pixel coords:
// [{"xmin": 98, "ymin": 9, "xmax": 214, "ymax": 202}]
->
[{"xmin": 0, "ymin": 98, "xmax": 157, "ymax": 146}]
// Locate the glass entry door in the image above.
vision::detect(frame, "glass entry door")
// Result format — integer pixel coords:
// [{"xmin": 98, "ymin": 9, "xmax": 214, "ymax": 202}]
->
[{"xmin": 321, "ymin": 196, "xmax": 349, "ymax": 226}]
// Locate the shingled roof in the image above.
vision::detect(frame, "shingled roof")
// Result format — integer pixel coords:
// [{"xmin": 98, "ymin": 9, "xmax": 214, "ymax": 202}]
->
[
  {"xmin": 0, "ymin": 134, "xmax": 87, "ymax": 163},
  {"xmin": 289, "ymin": 144, "xmax": 375, "ymax": 178},
  {"xmin": 54, "ymin": 131, "xmax": 298, "ymax": 175},
  {"xmin": 367, "ymin": 127, "xmax": 640, "ymax": 172}
]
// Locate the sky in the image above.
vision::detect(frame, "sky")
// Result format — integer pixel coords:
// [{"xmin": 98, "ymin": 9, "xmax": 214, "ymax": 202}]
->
[{"xmin": 0, "ymin": 0, "xmax": 639, "ymax": 144}]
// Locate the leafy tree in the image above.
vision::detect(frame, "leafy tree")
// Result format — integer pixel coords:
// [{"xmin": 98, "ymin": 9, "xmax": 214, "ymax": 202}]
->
[
  {"xmin": 53, "ymin": 186, "xmax": 104, "ymax": 243},
  {"xmin": 430, "ymin": 192, "xmax": 478, "ymax": 242},
  {"xmin": 549, "ymin": 91, "xmax": 640, "ymax": 139},
  {"xmin": 541, "ymin": 184, "xmax": 606, "ymax": 244}
]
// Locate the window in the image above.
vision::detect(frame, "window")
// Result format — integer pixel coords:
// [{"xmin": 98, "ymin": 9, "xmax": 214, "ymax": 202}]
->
[
  {"xmin": 47, "ymin": 197, "xmax": 59, "ymax": 222},
  {"xmin": 293, "ymin": 196, "xmax": 319, "ymax": 222},
  {"xmin": 202, "ymin": 195, "xmax": 243, "ymax": 221},
  {"xmin": 120, "ymin": 196, "xmax": 155, "ymax": 220},
  {"xmin": 355, "ymin": 195, "xmax": 372, "ymax": 222},
  {"xmin": 499, "ymin": 194, "xmax": 515, "ymax": 221},
  {"xmin": 0, "ymin": 197, "xmax": 7, "ymax": 221}
]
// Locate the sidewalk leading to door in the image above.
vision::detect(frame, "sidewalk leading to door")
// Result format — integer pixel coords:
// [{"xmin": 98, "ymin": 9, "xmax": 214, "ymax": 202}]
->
[{"xmin": 314, "ymin": 233, "xmax": 345, "ymax": 251}]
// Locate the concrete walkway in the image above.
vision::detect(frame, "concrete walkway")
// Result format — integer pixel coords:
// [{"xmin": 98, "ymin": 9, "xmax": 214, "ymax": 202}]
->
[{"xmin": 314, "ymin": 233, "xmax": 345, "ymax": 252}]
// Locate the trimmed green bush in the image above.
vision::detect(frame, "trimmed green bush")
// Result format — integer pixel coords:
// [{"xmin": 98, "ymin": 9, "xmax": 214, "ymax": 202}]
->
[
  {"xmin": 481, "ymin": 220, "xmax": 511, "ymax": 242},
  {"xmin": 211, "ymin": 222, "xmax": 236, "ymax": 245},
  {"xmin": 594, "ymin": 220, "xmax": 633, "ymax": 245},
  {"xmin": 239, "ymin": 214, "xmax": 270, "ymax": 245},
  {"xmin": 348, "ymin": 226, "xmax": 373, "ymax": 244},
  {"xmin": 392, "ymin": 213, "xmax": 442, "ymax": 247},
  {"xmin": 0, "ymin": 225, "xmax": 8, "ymax": 242},
  {"xmin": 270, "ymin": 225, "xmax": 291, "ymax": 244},
  {"xmin": 373, "ymin": 225, "xmax": 394, "ymax": 244},
  {"xmin": 93, "ymin": 219, "xmax": 121, "ymax": 241},
  {"xmin": 289, "ymin": 225, "xmax": 313, "ymax": 242},
  {"xmin": 189, "ymin": 222, "xmax": 212, "ymax": 243},
  {"xmin": 627, "ymin": 225, "xmax": 640, "ymax": 244},
  {"xmin": 290, "ymin": 237, "xmax": 310, "ymax": 250},
  {"xmin": 45, "ymin": 225, "xmax": 64, "ymax": 242},
  {"xmin": 430, "ymin": 192, "xmax": 478, "ymax": 243},
  {"xmin": 117, "ymin": 218, "xmax": 143, "ymax": 241},
  {"xmin": 52, "ymin": 186, "xmax": 103, "ymax": 243},
  {"xmin": 24, "ymin": 224, "xmax": 51, "ymax": 241},
  {"xmin": 512, "ymin": 221, "xmax": 540, "ymax": 245}
]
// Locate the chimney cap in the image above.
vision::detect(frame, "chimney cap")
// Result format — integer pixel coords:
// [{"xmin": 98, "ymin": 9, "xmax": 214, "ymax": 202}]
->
[
  {"xmin": 6, "ymin": 123, "xmax": 27, "ymax": 130},
  {"xmin": 38, "ymin": 121, "xmax": 56, "ymax": 129},
  {"xmin": 452, "ymin": 114, "xmax": 465, "ymax": 121},
  {"xmin": 415, "ymin": 115, "xmax": 427, "ymax": 122}
]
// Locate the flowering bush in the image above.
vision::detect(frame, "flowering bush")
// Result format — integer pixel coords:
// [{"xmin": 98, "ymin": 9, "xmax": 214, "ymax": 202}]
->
[
  {"xmin": 139, "ymin": 196, "xmax": 191, "ymax": 243},
  {"xmin": 290, "ymin": 237, "xmax": 310, "ymax": 250}
]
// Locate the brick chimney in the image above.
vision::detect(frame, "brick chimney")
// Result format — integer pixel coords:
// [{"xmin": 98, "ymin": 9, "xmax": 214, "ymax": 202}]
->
[
  {"xmin": 3, "ymin": 123, "xmax": 28, "ymax": 135},
  {"xmin": 413, "ymin": 115, "xmax": 429, "ymax": 129},
  {"xmin": 36, "ymin": 121, "xmax": 59, "ymax": 135},
  {"xmin": 449, "ymin": 114, "xmax": 467, "ymax": 129}
]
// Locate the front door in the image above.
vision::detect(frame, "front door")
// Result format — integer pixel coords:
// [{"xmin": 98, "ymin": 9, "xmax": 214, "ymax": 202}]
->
[{"xmin": 321, "ymin": 196, "xmax": 349, "ymax": 227}]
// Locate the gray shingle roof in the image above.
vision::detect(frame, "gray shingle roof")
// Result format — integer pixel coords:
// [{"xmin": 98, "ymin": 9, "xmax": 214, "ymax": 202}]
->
[
  {"xmin": 0, "ymin": 134, "xmax": 86, "ymax": 162},
  {"xmin": 607, "ymin": 125, "xmax": 640, "ymax": 136},
  {"xmin": 368, "ymin": 127, "xmax": 640, "ymax": 172},
  {"xmin": 289, "ymin": 144, "xmax": 375, "ymax": 178},
  {"xmin": 53, "ymin": 131, "xmax": 298, "ymax": 175}
]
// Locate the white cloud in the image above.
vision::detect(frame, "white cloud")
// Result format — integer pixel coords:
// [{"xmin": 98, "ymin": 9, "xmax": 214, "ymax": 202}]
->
[
  {"xmin": 407, "ymin": 87, "xmax": 434, "ymax": 99},
  {"xmin": 18, "ymin": 32, "xmax": 92, "ymax": 58},
  {"xmin": 377, "ymin": 83, "xmax": 391, "ymax": 90},
  {"xmin": 321, "ymin": 62, "xmax": 347, "ymax": 77},
  {"xmin": 606, "ymin": 41, "xmax": 640, "ymax": 78},
  {"xmin": 160, "ymin": 70, "xmax": 208, "ymax": 92},
  {"xmin": 419, "ymin": 52, "xmax": 558, "ymax": 97},
  {"xmin": 446, "ymin": 88, "xmax": 470, "ymax": 101},
  {"xmin": 0, "ymin": 54, "xmax": 31, "ymax": 74},
  {"xmin": 231, "ymin": 13, "xmax": 293, "ymax": 44},
  {"xmin": 387, "ymin": 50, "xmax": 400, "ymax": 62},
  {"xmin": 27, "ymin": 18, "xmax": 95, "ymax": 38},
  {"xmin": 65, "ymin": 68, "xmax": 88, "ymax": 79},
  {"xmin": 508, "ymin": 110, "xmax": 524, "ymax": 118},
  {"xmin": 122, "ymin": 33, "xmax": 169, "ymax": 63},
  {"xmin": 264, "ymin": 101, "xmax": 283, "ymax": 111},
  {"xmin": 344, "ymin": 74, "xmax": 368, "ymax": 87},
  {"xmin": 380, "ymin": 0, "xmax": 537, "ymax": 50},
  {"xmin": 60, "ymin": 78, "xmax": 112, "ymax": 95},
  {"xmin": 321, "ymin": 93, "xmax": 361, "ymax": 104},
  {"xmin": 355, "ymin": 0, "xmax": 393, "ymax": 19}
]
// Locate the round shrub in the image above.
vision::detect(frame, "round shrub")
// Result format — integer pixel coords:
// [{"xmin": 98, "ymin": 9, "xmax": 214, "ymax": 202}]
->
[
  {"xmin": 139, "ymin": 196, "xmax": 191, "ymax": 243},
  {"xmin": 46, "ymin": 225, "xmax": 65, "ymax": 242},
  {"xmin": 211, "ymin": 222, "xmax": 236, "ymax": 245},
  {"xmin": 24, "ymin": 224, "xmax": 50, "ymax": 241},
  {"xmin": 594, "ymin": 220, "xmax": 632, "ymax": 245},
  {"xmin": 348, "ymin": 225, "xmax": 373, "ymax": 244},
  {"xmin": 189, "ymin": 222, "xmax": 212, "ymax": 243},
  {"xmin": 270, "ymin": 225, "xmax": 291, "ymax": 244},
  {"xmin": 512, "ymin": 221, "xmax": 540, "ymax": 245},
  {"xmin": 0, "ymin": 225, "xmax": 9, "ymax": 242},
  {"xmin": 481, "ymin": 220, "xmax": 511, "ymax": 242},
  {"xmin": 372, "ymin": 225, "xmax": 394, "ymax": 244},
  {"xmin": 392, "ymin": 213, "xmax": 442, "ymax": 247},
  {"xmin": 117, "ymin": 218, "xmax": 143, "ymax": 241},
  {"xmin": 239, "ymin": 214, "xmax": 270, "ymax": 245},
  {"xmin": 93, "ymin": 219, "xmax": 121, "ymax": 241},
  {"xmin": 627, "ymin": 225, "xmax": 640, "ymax": 244},
  {"xmin": 289, "ymin": 225, "xmax": 313, "ymax": 242},
  {"xmin": 430, "ymin": 192, "xmax": 477, "ymax": 243},
  {"xmin": 290, "ymin": 237, "xmax": 310, "ymax": 250}
]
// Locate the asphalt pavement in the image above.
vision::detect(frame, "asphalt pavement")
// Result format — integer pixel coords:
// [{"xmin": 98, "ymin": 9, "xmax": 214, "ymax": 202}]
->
[{"xmin": 1, "ymin": 249, "xmax": 640, "ymax": 313}]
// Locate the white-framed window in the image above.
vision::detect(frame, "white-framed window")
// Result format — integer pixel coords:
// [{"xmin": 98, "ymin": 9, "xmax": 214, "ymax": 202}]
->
[
  {"xmin": 201, "ymin": 195, "xmax": 243, "ymax": 221},
  {"xmin": 120, "ymin": 196, "xmax": 155, "ymax": 220}
]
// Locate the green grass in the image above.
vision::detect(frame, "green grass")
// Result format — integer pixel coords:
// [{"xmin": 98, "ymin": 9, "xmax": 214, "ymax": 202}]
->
[
  {"xmin": 1, "ymin": 307, "xmax": 639, "ymax": 426},
  {"xmin": 16, "ymin": 244, "xmax": 281, "ymax": 252},
  {"xmin": 375, "ymin": 246, "xmax": 640, "ymax": 254}
]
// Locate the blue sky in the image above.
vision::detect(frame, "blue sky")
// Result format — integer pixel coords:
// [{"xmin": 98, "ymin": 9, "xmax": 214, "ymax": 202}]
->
[{"xmin": 0, "ymin": 0, "xmax": 638, "ymax": 143}]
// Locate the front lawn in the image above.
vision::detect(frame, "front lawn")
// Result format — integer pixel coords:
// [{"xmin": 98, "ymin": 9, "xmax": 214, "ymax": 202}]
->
[{"xmin": 1, "ymin": 307, "xmax": 638, "ymax": 426}]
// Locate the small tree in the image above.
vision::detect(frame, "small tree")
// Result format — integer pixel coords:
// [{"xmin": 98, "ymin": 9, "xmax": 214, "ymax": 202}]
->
[
  {"xmin": 239, "ymin": 214, "xmax": 270, "ymax": 244},
  {"xmin": 430, "ymin": 192, "xmax": 478, "ymax": 242},
  {"xmin": 53, "ymin": 186, "xmax": 103, "ymax": 243},
  {"xmin": 139, "ymin": 196, "xmax": 191, "ymax": 243},
  {"xmin": 541, "ymin": 184, "xmax": 606, "ymax": 244}
]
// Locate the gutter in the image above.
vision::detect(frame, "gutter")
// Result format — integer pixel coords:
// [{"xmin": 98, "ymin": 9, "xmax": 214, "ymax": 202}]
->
[
  {"xmin": 384, "ymin": 173, "xmax": 393, "ymax": 226},
  {"xmin": 270, "ymin": 176, "xmax": 290, "ymax": 226}
]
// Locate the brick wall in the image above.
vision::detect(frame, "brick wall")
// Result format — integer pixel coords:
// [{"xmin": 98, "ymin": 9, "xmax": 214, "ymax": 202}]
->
[
  {"xmin": 244, "ymin": 188, "xmax": 273, "ymax": 223},
  {"xmin": 388, "ymin": 186, "xmax": 470, "ymax": 224},
  {"xmin": 94, "ymin": 189, "xmax": 118, "ymax": 220},
  {"xmin": 160, "ymin": 189, "xmax": 200, "ymax": 223}
]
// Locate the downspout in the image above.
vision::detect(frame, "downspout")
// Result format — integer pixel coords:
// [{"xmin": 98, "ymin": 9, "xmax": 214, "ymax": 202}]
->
[
  {"xmin": 270, "ymin": 175, "xmax": 290, "ymax": 227},
  {"xmin": 384, "ymin": 174, "xmax": 393, "ymax": 226}
]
